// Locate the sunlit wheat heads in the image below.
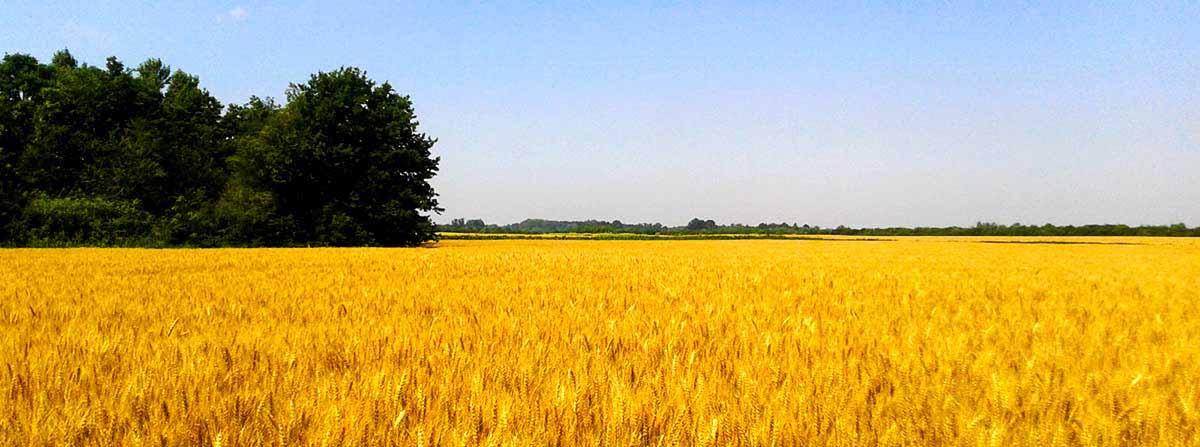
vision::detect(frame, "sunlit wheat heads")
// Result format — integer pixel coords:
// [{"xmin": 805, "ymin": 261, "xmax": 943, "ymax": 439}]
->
[{"xmin": 1, "ymin": 238, "xmax": 1198, "ymax": 445}]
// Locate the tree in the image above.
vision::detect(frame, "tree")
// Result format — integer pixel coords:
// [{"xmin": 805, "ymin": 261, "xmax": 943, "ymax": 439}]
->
[
  {"xmin": 686, "ymin": 218, "xmax": 718, "ymax": 231},
  {"xmin": 1, "ymin": 53, "xmax": 450, "ymax": 246},
  {"xmin": 233, "ymin": 67, "xmax": 441, "ymax": 246},
  {"xmin": 105, "ymin": 57, "xmax": 124, "ymax": 77},
  {"xmin": 0, "ymin": 53, "xmax": 54, "ymax": 238},
  {"xmin": 211, "ymin": 96, "xmax": 282, "ymax": 244},
  {"xmin": 156, "ymin": 70, "xmax": 228, "ymax": 205},
  {"xmin": 135, "ymin": 59, "xmax": 171, "ymax": 93},
  {"xmin": 50, "ymin": 49, "xmax": 77, "ymax": 69},
  {"xmin": 22, "ymin": 56, "xmax": 148, "ymax": 195}
]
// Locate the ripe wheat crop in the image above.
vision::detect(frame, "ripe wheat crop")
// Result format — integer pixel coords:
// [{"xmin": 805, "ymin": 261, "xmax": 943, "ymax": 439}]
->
[{"xmin": 2, "ymin": 238, "xmax": 1198, "ymax": 445}]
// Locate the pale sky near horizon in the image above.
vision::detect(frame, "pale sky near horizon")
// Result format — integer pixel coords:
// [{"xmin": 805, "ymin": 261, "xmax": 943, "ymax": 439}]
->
[{"xmin": 3, "ymin": 1, "xmax": 1197, "ymax": 227}]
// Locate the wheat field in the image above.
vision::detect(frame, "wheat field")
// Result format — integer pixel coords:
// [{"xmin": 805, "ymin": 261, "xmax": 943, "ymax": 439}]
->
[{"xmin": 2, "ymin": 238, "xmax": 1198, "ymax": 446}]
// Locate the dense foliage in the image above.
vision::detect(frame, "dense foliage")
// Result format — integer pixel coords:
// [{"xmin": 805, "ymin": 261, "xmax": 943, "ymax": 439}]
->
[
  {"xmin": 441, "ymin": 218, "xmax": 1200, "ymax": 237},
  {"xmin": 0, "ymin": 51, "xmax": 440, "ymax": 246}
]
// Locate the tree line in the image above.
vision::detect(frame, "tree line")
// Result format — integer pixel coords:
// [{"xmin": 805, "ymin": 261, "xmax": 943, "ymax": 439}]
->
[
  {"xmin": 441, "ymin": 218, "xmax": 1199, "ymax": 237},
  {"xmin": 0, "ymin": 51, "xmax": 440, "ymax": 247}
]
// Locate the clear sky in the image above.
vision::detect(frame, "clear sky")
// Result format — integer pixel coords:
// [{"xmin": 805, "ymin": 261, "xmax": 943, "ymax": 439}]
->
[{"xmin": 3, "ymin": 1, "xmax": 1197, "ymax": 227}]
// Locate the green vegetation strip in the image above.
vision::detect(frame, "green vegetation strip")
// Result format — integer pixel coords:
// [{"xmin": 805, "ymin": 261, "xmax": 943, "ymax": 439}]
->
[{"xmin": 976, "ymin": 240, "xmax": 1143, "ymax": 246}]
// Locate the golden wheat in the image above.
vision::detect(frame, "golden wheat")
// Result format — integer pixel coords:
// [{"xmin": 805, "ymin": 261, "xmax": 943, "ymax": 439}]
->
[{"xmin": 1, "ymin": 238, "xmax": 1198, "ymax": 445}]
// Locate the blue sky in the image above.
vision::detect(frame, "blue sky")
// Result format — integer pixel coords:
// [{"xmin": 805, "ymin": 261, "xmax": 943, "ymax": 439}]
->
[{"xmin": 3, "ymin": 1, "xmax": 1198, "ymax": 226}]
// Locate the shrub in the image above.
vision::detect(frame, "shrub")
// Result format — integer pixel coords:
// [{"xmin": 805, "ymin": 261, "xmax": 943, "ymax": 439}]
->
[{"xmin": 14, "ymin": 194, "xmax": 156, "ymax": 246}]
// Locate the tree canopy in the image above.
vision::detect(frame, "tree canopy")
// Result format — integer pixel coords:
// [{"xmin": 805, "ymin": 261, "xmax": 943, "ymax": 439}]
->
[{"xmin": 0, "ymin": 51, "xmax": 440, "ymax": 246}]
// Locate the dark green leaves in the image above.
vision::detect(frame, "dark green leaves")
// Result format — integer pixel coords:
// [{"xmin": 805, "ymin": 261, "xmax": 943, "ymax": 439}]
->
[{"xmin": 0, "ymin": 54, "xmax": 440, "ymax": 246}]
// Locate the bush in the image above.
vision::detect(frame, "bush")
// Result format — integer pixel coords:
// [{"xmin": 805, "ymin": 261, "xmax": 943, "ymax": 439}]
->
[{"xmin": 14, "ymin": 194, "xmax": 157, "ymax": 246}]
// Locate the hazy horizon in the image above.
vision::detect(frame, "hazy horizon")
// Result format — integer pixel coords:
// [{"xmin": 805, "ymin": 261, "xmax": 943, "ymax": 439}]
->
[
  {"xmin": 4, "ymin": 2, "xmax": 1197, "ymax": 228},
  {"xmin": 438, "ymin": 217, "xmax": 1198, "ymax": 229}
]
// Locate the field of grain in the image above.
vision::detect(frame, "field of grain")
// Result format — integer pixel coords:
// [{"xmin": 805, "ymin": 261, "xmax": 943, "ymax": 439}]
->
[{"xmin": 2, "ymin": 239, "xmax": 1198, "ymax": 445}]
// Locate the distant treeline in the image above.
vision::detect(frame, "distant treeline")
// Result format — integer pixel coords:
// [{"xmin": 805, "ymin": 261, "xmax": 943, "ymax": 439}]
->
[
  {"xmin": 1, "ymin": 51, "xmax": 440, "ymax": 247},
  {"xmin": 441, "ymin": 218, "xmax": 1200, "ymax": 237}
]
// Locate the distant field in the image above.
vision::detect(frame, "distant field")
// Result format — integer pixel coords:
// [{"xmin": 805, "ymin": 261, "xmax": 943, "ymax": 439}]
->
[
  {"xmin": 438, "ymin": 232, "xmax": 1160, "ymax": 245},
  {"xmin": 2, "ymin": 238, "xmax": 1198, "ymax": 445},
  {"xmin": 437, "ymin": 231, "xmax": 897, "ymax": 241}
]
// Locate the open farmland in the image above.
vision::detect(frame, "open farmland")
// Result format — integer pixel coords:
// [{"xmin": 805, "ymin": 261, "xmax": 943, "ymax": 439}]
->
[{"xmin": 2, "ymin": 238, "xmax": 1199, "ymax": 445}]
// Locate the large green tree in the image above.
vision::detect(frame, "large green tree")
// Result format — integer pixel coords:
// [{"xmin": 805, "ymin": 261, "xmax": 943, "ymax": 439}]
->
[
  {"xmin": 0, "ymin": 53, "xmax": 55, "ymax": 238},
  {"xmin": 2, "ymin": 53, "xmax": 442, "ymax": 246},
  {"xmin": 232, "ymin": 68, "xmax": 441, "ymax": 246}
]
